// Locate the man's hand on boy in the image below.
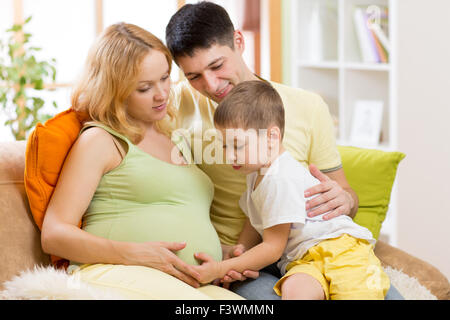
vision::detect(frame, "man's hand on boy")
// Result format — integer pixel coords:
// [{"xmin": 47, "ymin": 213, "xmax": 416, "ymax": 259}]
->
[{"xmin": 305, "ymin": 164, "xmax": 355, "ymax": 220}]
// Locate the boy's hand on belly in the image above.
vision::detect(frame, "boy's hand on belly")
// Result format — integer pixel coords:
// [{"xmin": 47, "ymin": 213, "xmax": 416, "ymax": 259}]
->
[{"xmin": 193, "ymin": 252, "xmax": 222, "ymax": 284}]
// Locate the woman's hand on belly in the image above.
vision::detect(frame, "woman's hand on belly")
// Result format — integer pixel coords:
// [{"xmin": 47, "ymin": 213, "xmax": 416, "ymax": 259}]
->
[{"xmin": 123, "ymin": 241, "xmax": 201, "ymax": 288}]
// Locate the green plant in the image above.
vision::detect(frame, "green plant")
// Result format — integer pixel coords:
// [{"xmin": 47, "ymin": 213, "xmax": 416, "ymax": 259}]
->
[{"xmin": 0, "ymin": 16, "xmax": 58, "ymax": 140}]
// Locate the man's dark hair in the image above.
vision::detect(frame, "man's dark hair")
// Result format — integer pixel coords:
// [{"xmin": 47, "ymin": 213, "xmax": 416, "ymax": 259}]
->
[{"xmin": 166, "ymin": 1, "xmax": 235, "ymax": 61}]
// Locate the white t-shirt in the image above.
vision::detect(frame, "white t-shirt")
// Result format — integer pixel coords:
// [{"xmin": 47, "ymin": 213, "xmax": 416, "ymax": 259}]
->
[{"xmin": 239, "ymin": 151, "xmax": 375, "ymax": 275}]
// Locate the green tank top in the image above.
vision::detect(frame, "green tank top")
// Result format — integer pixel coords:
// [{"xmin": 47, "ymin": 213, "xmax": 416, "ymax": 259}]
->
[{"xmin": 69, "ymin": 123, "xmax": 222, "ymax": 269}]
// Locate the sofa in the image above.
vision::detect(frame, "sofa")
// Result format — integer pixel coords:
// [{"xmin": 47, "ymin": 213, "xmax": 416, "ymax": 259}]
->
[{"xmin": 1, "ymin": 140, "xmax": 449, "ymax": 300}]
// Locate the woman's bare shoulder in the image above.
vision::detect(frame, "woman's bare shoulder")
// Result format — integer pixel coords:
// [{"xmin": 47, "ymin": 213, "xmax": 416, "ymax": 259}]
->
[{"xmin": 69, "ymin": 126, "xmax": 120, "ymax": 172}]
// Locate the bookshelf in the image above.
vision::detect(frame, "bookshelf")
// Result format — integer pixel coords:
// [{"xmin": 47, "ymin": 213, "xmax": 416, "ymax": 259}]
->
[{"xmin": 287, "ymin": 0, "xmax": 398, "ymax": 244}]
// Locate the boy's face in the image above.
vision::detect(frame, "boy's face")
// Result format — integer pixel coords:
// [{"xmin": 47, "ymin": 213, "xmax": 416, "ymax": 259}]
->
[
  {"xmin": 176, "ymin": 33, "xmax": 249, "ymax": 103},
  {"xmin": 216, "ymin": 126, "xmax": 274, "ymax": 174}
]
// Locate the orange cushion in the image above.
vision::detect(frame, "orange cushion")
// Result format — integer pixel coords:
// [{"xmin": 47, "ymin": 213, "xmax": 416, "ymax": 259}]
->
[{"xmin": 24, "ymin": 108, "xmax": 85, "ymax": 268}]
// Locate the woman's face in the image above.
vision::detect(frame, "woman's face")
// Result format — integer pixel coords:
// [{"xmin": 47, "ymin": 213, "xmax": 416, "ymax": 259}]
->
[{"xmin": 127, "ymin": 49, "xmax": 171, "ymax": 126}]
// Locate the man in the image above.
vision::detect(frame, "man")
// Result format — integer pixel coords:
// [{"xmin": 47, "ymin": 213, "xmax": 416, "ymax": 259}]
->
[{"xmin": 166, "ymin": 1, "xmax": 402, "ymax": 300}]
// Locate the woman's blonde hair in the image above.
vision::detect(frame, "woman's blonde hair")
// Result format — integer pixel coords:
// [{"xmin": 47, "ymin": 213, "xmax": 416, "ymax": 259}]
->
[{"xmin": 71, "ymin": 22, "xmax": 176, "ymax": 143}]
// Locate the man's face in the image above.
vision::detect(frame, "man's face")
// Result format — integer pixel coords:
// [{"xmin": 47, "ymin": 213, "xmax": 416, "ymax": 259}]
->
[{"xmin": 176, "ymin": 42, "xmax": 247, "ymax": 103}]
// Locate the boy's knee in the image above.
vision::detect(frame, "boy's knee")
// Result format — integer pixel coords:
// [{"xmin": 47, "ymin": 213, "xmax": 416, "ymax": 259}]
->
[{"xmin": 281, "ymin": 273, "xmax": 325, "ymax": 300}]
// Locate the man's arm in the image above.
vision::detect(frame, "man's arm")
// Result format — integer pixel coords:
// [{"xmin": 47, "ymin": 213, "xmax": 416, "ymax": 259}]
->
[{"xmin": 305, "ymin": 164, "xmax": 358, "ymax": 220}]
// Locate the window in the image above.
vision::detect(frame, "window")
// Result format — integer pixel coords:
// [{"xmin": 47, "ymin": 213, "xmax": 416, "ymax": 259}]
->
[
  {"xmin": 0, "ymin": 0, "xmax": 180, "ymax": 141},
  {"xmin": 1, "ymin": 0, "xmax": 280, "ymax": 141}
]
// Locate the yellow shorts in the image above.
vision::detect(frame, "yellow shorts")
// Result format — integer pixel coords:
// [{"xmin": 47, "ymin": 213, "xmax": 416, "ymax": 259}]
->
[
  {"xmin": 274, "ymin": 234, "xmax": 390, "ymax": 300},
  {"xmin": 70, "ymin": 264, "xmax": 244, "ymax": 300}
]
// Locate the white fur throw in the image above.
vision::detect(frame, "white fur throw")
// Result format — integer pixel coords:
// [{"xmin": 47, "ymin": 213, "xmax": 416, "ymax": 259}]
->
[
  {"xmin": 383, "ymin": 266, "xmax": 437, "ymax": 300},
  {"xmin": 0, "ymin": 265, "xmax": 124, "ymax": 300},
  {"xmin": 0, "ymin": 265, "xmax": 438, "ymax": 300}
]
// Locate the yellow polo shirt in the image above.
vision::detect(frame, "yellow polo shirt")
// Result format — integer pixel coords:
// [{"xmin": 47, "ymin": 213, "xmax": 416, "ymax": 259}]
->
[{"xmin": 171, "ymin": 79, "xmax": 342, "ymax": 245}]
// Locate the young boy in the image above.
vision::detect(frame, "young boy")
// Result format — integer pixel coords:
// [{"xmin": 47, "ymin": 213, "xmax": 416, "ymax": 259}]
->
[{"xmin": 192, "ymin": 80, "xmax": 390, "ymax": 300}]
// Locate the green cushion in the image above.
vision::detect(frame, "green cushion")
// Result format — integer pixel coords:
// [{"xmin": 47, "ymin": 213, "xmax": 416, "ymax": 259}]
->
[{"xmin": 337, "ymin": 146, "xmax": 405, "ymax": 239}]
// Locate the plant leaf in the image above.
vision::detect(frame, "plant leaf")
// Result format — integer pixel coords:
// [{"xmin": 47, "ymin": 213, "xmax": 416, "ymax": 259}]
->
[{"xmin": 1, "ymin": 15, "xmax": 58, "ymax": 140}]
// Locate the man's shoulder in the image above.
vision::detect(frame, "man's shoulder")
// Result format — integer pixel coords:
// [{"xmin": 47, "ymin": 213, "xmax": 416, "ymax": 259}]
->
[
  {"xmin": 270, "ymin": 81, "xmax": 324, "ymax": 103},
  {"xmin": 269, "ymin": 81, "xmax": 329, "ymax": 119}
]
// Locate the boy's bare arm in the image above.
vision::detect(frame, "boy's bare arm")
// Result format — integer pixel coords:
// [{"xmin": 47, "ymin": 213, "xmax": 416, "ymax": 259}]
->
[
  {"xmin": 193, "ymin": 223, "xmax": 291, "ymax": 284},
  {"xmin": 237, "ymin": 218, "xmax": 262, "ymax": 250},
  {"xmin": 214, "ymin": 218, "xmax": 262, "ymax": 286},
  {"xmin": 220, "ymin": 218, "xmax": 261, "ymax": 261}
]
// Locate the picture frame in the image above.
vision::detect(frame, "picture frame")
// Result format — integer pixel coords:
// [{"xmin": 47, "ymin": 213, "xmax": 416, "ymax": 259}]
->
[{"xmin": 349, "ymin": 100, "xmax": 384, "ymax": 147}]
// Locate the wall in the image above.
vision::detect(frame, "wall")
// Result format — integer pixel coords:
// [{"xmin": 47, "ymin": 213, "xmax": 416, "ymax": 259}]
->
[{"xmin": 396, "ymin": 0, "xmax": 450, "ymax": 279}]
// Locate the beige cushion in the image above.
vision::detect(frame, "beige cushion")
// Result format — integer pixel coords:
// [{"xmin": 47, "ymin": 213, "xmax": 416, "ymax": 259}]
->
[{"xmin": 0, "ymin": 142, "xmax": 50, "ymax": 289}]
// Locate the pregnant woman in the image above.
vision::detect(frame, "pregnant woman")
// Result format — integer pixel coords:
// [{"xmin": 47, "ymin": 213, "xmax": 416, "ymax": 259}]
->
[{"xmin": 40, "ymin": 22, "xmax": 242, "ymax": 300}]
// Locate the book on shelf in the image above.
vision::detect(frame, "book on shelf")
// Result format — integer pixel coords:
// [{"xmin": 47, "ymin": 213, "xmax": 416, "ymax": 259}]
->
[
  {"xmin": 371, "ymin": 28, "xmax": 388, "ymax": 63},
  {"xmin": 353, "ymin": 5, "xmax": 390, "ymax": 64}
]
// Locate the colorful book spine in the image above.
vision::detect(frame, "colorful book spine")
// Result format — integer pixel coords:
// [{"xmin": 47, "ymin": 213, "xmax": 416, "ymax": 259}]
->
[
  {"xmin": 370, "ymin": 28, "xmax": 388, "ymax": 63},
  {"xmin": 364, "ymin": 10, "xmax": 381, "ymax": 63},
  {"xmin": 353, "ymin": 7, "xmax": 378, "ymax": 63},
  {"xmin": 354, "ymin": 6, "xmax": 390, "ymax": 64},
  {"xmin": 371, "ymin": 22, "xmax": 391, "ymax": 54}
]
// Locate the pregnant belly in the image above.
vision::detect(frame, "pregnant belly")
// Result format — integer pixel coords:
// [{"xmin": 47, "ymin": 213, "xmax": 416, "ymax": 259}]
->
[{"xmin": 82, "ymin": 205, "xmax": 223, "ymax": 266}]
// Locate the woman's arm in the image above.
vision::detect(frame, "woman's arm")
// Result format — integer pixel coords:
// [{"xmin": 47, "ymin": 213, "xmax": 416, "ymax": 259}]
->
[
  {"xmin": 41, "ymin": 128, "xmax": 122, "ymax": 262},
  {"xmin": 41, "ymin": 128, "xmax": 200, "ymax": 287},
  {"xmin": 193, "ymin": 223, "xmax": 291, "ymax": 284}
]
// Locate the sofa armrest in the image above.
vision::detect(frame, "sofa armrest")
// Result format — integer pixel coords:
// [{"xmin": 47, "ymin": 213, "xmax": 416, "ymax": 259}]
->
[
  {"xmin": 0, "ymin": 142, "xmax": 51, "ymax": 289},
  {"xmin": 374, "ymin": 240, "xmax": 450, "ymax": 300}
]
